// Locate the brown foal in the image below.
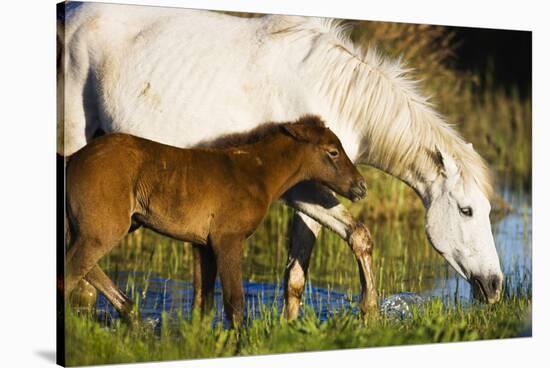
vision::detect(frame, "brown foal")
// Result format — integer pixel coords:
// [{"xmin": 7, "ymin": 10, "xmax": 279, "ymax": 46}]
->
[{"xmin": 65, "ymin": 115, "xmax": 366, "ymax": 326}]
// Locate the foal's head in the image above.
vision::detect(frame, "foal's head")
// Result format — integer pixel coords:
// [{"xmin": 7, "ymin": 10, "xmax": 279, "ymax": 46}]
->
[{"xmin": 282, "ymin": 116, "xmax": 367, "ymax": 202}]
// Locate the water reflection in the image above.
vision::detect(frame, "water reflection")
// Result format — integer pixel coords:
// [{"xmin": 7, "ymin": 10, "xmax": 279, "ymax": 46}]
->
[{"xmin": 96, "ymin": 277, "xmax": 361, "ymax": 326}]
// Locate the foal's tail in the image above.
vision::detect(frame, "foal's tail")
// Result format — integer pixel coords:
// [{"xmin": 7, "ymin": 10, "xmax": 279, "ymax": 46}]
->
[
  {"xmin": 64, "ymin": 211, "xmax": 72, "ymax": 249},
  {"xmin": 58, "ymin": 151, "xmax": 71, "ymax": 296}
]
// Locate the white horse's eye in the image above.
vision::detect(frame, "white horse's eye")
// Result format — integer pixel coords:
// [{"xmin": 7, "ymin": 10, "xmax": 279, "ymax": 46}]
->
[{"xmin": 459, "ymin": 206, "xmax": 473, "ymax": 217}]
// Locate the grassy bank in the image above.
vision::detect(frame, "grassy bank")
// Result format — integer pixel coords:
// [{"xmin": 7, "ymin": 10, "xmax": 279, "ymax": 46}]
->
[{"xmin": 65, "ymin": 296, "xmax": 531, "ymax": 366}]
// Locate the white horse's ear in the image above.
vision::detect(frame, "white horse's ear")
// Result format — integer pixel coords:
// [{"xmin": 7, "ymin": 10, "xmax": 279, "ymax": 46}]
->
[
  {"xmin": 466, "ymin": 142, "xmax": 473, "ymax": 150},
  {"xmin": 434, "ymin": 145, "xmax": 459, "ymax": 179}
]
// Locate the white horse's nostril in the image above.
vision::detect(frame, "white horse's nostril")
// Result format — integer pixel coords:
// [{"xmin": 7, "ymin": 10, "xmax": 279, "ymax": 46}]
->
[
  {"xmin": 490, "ymin": 274, "xmax": 503, "ymax": 293},
  {"xmin": 473, "ymin": 274, "xmax": 503, "ymax": 303}
]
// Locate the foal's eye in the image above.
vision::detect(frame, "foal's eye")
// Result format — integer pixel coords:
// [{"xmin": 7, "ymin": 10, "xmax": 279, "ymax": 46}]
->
[
  {"xmin": 327, "ymin": 149, "xmax": 339, "ymax": 158},
  {"xmin": 459, "ymin": 206, "xmax": 473, "ymax": 217}
]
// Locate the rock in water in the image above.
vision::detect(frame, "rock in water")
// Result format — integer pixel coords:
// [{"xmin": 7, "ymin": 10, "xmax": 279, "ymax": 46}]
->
[{"xmin": 380, "ymin": 292, "xmax": 427, "ymax": 320}]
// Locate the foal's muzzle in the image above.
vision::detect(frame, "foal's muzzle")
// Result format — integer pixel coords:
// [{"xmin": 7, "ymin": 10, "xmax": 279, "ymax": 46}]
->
[{"xmin": 350, "ymin": 180, "xmax": 367, "ymax": 202}]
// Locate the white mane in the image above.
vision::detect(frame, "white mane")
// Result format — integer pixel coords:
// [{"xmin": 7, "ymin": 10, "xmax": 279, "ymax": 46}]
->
[{"xmin": 268, "ymin": 16, "xmax": 493, "ymax": 197}]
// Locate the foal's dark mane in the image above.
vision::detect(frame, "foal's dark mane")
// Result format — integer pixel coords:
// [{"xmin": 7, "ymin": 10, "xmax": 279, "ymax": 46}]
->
[{"xmin": 196, "ymin": 115, "xmax": 326, "ymax": 149}]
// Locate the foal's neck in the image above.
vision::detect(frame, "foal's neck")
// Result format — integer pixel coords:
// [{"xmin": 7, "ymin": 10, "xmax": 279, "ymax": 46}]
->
[{"xmin": 244, "ymin": 134, "xmax": 310, "ymax": 200}]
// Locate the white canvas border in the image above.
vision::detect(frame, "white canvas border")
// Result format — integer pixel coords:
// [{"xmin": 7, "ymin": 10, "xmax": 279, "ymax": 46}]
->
[{"xmin": 0, "ymin": 1, "xmax": 547, "ymax": 367}]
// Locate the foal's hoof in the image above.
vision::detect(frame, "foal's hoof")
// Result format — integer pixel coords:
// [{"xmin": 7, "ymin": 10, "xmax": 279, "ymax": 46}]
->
[{"xmin": 70, "ymin": 279, "xmax": 98, "ymax": 310}]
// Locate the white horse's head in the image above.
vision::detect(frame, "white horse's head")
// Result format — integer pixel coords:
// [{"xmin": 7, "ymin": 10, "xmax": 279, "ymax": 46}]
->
[{"xmin": 425, "ymin": 147, "xmax": 503, "ymax": 303}]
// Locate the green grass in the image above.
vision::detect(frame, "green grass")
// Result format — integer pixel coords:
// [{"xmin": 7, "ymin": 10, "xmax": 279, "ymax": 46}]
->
[{"xmin": 65, "ymin": 296, "xmax": 531, "ymax": 366}]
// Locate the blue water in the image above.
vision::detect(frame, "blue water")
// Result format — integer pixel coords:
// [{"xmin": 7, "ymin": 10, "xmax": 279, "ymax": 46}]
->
[{"xmin": 95, "ymin": 277, "xmax": 360, "ymax": 329}]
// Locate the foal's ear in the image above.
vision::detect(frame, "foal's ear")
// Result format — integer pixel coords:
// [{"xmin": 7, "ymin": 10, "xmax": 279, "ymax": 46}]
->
[{"xmin": 281, "ymin": 123, "xmax": 321, "ymax": 144}]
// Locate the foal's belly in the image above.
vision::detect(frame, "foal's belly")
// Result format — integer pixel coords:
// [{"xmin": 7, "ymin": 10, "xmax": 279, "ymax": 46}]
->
[{"xmin": 136, "ymin": 206, "xmax": 214, "ymax": 245}]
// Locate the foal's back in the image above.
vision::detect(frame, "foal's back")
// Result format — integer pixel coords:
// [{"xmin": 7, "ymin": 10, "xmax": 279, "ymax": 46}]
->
[{"xmin": 66, "ymin": 133, "xmax": 265, "ymax": 245}]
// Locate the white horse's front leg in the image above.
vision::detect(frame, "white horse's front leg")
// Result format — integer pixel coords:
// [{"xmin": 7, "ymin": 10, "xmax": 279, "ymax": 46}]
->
[
  {"xmin": 283, "ymin": 211, "xmax": 321, "ymax": 320},
  {"xmin": 283, "ymin": 181, "xmax": 378, "ymax": 319}
]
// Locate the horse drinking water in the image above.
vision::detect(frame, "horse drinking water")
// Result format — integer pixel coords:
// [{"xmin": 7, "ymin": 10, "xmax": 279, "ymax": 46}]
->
[{"xmin": 64, "ymin": 116, "xmax": 366, "ymax": 325}]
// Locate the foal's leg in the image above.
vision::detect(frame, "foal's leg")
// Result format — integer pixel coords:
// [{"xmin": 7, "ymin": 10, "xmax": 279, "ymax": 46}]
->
[
  {"xmin": 283, "ymin": 181, "xmax": 378, "ymax": 319},
  {"xmin": 85, "ymin": 265, "xmax": 138, "ymax": 324},
  {"xmin": 65, "ymin": 236, "xmax": 105, "ymax": 297},
  {"xmin": 210, "ymin": 235, "xmax": 244, "ymax": 327},
  {"xmin": 65, "ymin": 220, "xmax": 129, "ymax": 299},
  {"xmin": 192, "ymin": 243, "xmax": 217, "ymax": 315}
]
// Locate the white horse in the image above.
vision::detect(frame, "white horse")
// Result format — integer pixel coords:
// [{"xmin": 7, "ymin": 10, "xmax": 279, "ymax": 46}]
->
[{"xmin": 58, "ymin": 3, "xmax": 504, "ymax": 319}]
